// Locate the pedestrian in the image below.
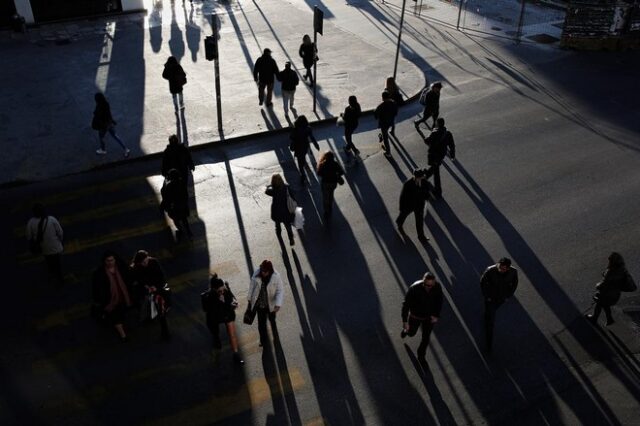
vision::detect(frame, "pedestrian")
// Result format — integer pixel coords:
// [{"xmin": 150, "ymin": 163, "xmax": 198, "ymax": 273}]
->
[
  {"xmin": 289, "ymin": 115, "xmax": 319, "ymax": 184},
  {"xmin": 247, "ymin": 260, "xmax": 284, "ymax": 348},
  {"xmin": 414, "ymin": 82, "xmax": 441, "ymax": 130},
  {"xmin": 253, "ymin": 48, "xmax": 280, "ymax": 107},
  {"xmin": 480, "ymin": 257, "xmax": 518, "ymax": 352},
  {"xmin": 201, "ymin": 274, "xmax": 244, "ymax": 364},
  {"xmin": 162, "ymin": 56, "xmax": 187, "ymax": 112},
  {"xmin": 586, "ymin": 252, "xmax": 634, "ymax": 326},
  {"xmin": 316, "ymin": 151, "xmax": 345, "ymax": 221},
  {"xmin": 279, "ymin": 61, "xmax": 299, "ymax": 115},
  {"xmin": 161, "ymin": 168, "xmax": 193, "ymax": 241},
  {"xmin": 92, "ymin": 251, "xmax": 134, "ymax": 342},
  {"xmin": 401, "ymin": 272, "xmax": 443, "ymax": 362},
  {"xmin": 265, "ymin": 173, "xmax": 296, "ymax": 246},
  {"xmin": 374, "ymin": 91, "xmax": 398, "ymax": 158},
  {"xmin": 26, "ymin": 203, "xmax": 64, "ymax": 287},
  {"xmin": 298, "ymin": 34, "xmax": 317, "ymax": 87},
  {"xmin": 92, "ymin": 93, "xmax": 130, "ymax": 157},
  {"xmin": 341, "ymin": 95, "xmax": 362, "ymax": 163},
  {"xmin": 384, "ymin": 76, "xmax": 403, "ymax": 135},
  {"xmin": 161, "ymin": 134, "xmax": 195, "ymax": 183},
  {"xmin": 396, "ymin": 169, "xmax": 430, "ymax": 243},
  {"xmin": 421, "ymin": 117, "xmax": 456, "ymax": 200},
  {"xmin": 131, "ymin": 250, "xmax": 171, "ymax": 340}
]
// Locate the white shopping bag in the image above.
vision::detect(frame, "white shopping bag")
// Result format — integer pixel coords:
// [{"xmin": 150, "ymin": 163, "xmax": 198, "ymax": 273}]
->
[
  {"xmin": 149, "ymin": 295, "xmax": 158, "ymax": 320},
  {"xmin": 293, "ymin": 207, "xmax": 305, "ymax": 230}
]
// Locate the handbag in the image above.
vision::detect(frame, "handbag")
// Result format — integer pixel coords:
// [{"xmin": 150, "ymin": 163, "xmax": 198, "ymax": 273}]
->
[
  {"xmin": 243, "ymin": 303, "xmax": 257, "ymax": 325},
  {"xmin": 336, "ymin": 116, "xmax": 345, "ymax": 127},
  {"xmin": 293, "ymin": 207, "xmax": 305, "ymax": 230},
  {"xmin": 286, "ymin": 189, "xmax": 297, "ymax": 214}
]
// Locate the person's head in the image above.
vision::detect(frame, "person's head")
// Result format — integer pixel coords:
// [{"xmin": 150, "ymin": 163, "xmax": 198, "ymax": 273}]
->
[
  {"xmin": 385, "ymin": 76, "xmax": 397, "ymax": 92},
  {"xmin": 435, "ymin": 117, "xmax": 445, "ymax": 128},
  {"xmin": 166, "ymin": 56, "xmax": 178, "ymax": 65},
  {"xmin": 318, "ymin": 151, "xmax": 335, "ymax": 168},
  {"xmin": 32, "ymin": 203, "xmax": 46, "ymax": 219},
  {"xmin": 413, "ymin": 168, "xmax": 426, "ymax": 183},
  {"xmin": 167, "ymin": 168, "xmax": 181, "ymax": 181},
  {"xmin": 168, "ymin": 134, "xmax": 180, "ymax": 145},
  {"xmin": 284, "ymin": 61, "xmax": 291, "ymax": 69},
  {"xmin": 302, "ymin": 34, "xmax": 311, "ymax": 44},
  {"xmin": 132, "ymin": 250, "xmax": 150, "ymax": 267},
  {"xmin": 271, "ymin": 173, "xmax": 285, "ymax": 188},
  {"xmin": 294, "ymin": 115, "xmax": 309, "ymax": 129},
  {"xmin": 348, "ymin": 95, "xmax": 359, "ymax": 108},
  {"xmin": 497, "ymin": 257, "xmax": 512, "ymax": 273},
  {"xmin": 608, "ymin": 252, "xmax": 625, "ymax": 269},
  {"xmin": 102, "ymin": 250, "xmax": 119, "ymax": 268},
  {"xmin": 259, "ymin": 260, "xmax": 274, "ymax": 277},
  {"xmin": 431, "ymin": 82, "xmax": 442, "ymax": 92},
  {"xmin": 423, "ymin": 272, "xmax": 436, "ymax": 288},
  {"xmin": 381, "ymin": 91, "xmax": 391, "ymax": 101},
  {"xmin": 263, "ymin": 48, "xmax": 271, "ymax": 57},
  {"xmin": 94, "ymin": 92, "xmax": 107, "ymax": 104},
  {"xmin": 210, "ymin": 273, "xmax": 226, "ymax": 294}
]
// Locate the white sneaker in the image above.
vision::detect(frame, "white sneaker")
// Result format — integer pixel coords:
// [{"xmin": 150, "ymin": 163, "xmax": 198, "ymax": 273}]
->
[
  {"xmin": 96, "ymin": 149, "xmax": 107, "ymax": 155},
  {"xmin": 124, "ymin": 148, "xmax": 130, "ymax": 158}
]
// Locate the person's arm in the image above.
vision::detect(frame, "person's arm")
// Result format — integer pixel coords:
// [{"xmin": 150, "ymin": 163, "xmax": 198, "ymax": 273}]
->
[
  {"xmin": 25, "ymin": 220, "xmax": 35, "ymax": 241},
  {"xmin": 162, "ymin": 66, "xmax": 169, "ymax": 80},
  {"xmin": 508, "ymin": 270, "xmax": 519, "ymax": 297},
  {"xmin": 309, "ymin": 129, "xmax": 319, "ymax": 150},
  {"xmin": 53, "ymin": 218, "xmax": 63, "ymax": 243},
  {"xmin": 273, "ymin": 274, "xmax": 284, "ymax": 312},
  {"xmin": 447, "ymin": 132, "xmax": 456, "ymax": 160},
  {"xmin": 480, "ymin": 269, "xmax": 490, "ymax": 300},
  {"xmin": 253, "ymin": 58, "xmax": 259, "ymax": 82},
  {"xmin": 401, "ymin": 289, "xmax": 412, "ymax": 328}
]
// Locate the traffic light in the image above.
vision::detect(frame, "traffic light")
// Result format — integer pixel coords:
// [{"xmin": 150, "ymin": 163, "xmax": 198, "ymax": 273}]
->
[{"xmin": 205, "ymin": 36, "xmax": 218, "ymax": 61}]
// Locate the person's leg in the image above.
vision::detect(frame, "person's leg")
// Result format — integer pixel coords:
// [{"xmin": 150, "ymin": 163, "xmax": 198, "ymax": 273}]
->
[
  {"xmin": 181, "ymin": 218, "xmax": 193, "ymax": 238},
  {"xmin": 603, "ymin": 305, "xmax": 614, "ymax": 324},
  {"xmin": 225, "ymin": 322, "xmax": 239, "ymax": 352},
  {"xmin": 172, "ymin": 93, "xmax": 179, "ymax": 111},
  {"xmin": 396, "ymin": 209, "xmax": 410, "ymax": 230},
  {"xmin": 98, "ymin": 129, "xmax": 107, "ymax": 151},
  {"xmin": 208, "ymin": 320, "xmax": 222, "ymax": 349},
  {"xmin": 266, "ymin": 83, "xmax": 274, "ymax": 105},
  {"xmin": 344, "ymin": 128, "xmax": 355, "ymax": 154},
  {"xmin": 258, "ymin": 82, "xmax": 266, "ymax": 105},
  {"xmin": 381, "ymin": 126, "xmax": 391, "ymax": 154},
  {"xmin": 417, "ymin": 320, "xmax": 433, "ymax": 359},
  {"xmin": 297, "ymin": 156, "xmax": 307, "ymax": 182},
  {"xmin": 268, "ymin": 311, "xmax": 279, "ymax": 341},
  {"xmin": 414, "ymin": 206, "xmax": 425, "ymax": 239},
  {"xmin": 484, "ymin": 301, "xmax": 499, "ymax": 351},
  {"xmin": 257, "ymin": 307, "xmax": 268, "ymax": 346},
  {"xmin": 282, "ymin": 90, "xmax": 289, "ymax": 113},
  {"xmin": 432, "ymin": 164, "xmax": 442, "ymax": 198},
  {"xmin": 283, "ymin": 221, "xmax": 294, "ymax": 245},
  {"xmin": 321, "ymin": 185, "xmax": 333, "ymax": 219},
  {"xmin": 406, "ymin": 316, "xmax": 421, "ymax": 337},
  {"xmin": 107, "ymin": 127, "xmax": 127, "ymax": 150},
  {"xmin": 415, "ymin": 106, "xmax": 429, "ymax": 126},
  {"xmin": 178, "ymin": 92, "xmax": 184, "ymax": 109},
  {"xmin": 290, "ymin": 89, "xmax": 295, "ymax": 107}
]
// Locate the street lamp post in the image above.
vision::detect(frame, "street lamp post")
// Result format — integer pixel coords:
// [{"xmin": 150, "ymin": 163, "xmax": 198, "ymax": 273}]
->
[{"xmin": 393, "ymin": 0, "xmax": 408, "ymax": 81}]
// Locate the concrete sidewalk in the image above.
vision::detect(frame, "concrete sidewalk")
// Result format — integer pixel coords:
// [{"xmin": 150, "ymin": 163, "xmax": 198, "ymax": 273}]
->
[{"xmin": 0, "ymin": 0, "xmax": 424, "ymax": 186}]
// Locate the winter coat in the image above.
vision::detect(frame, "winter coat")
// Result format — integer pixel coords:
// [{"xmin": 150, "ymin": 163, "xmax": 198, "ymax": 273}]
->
[
  {"xmin": 298, "ymin": 42, "xmax": 317, "ymax": 68},
  {"xmin": 162, "ymin": 62, "xmax": 187, "ymax": 94},
  {"xmin": 480, "ymin": 265, "xmax": 519, "ymax": 303},
  {"xmin": 161, "ymin": 143, "xmax": 195, "ymax": 179},
  {"xmin": 402, "ymin": 280, "xmax": 443, "ymax": 322},
  {"xmin": 92, "ymin": 259, "xmax": 134, "ymax": 309},
  {"xmin": 161, "ymin": 178, "xmax": 190, "ymax": 220},
  {"xmin": 374, "ymin": 100, "xmax": 398, "ymax": 128},
  {"xmin": 594, "ymin": 266, "xmax": 627, "ymax": 306},
  {"xmin": 248, "ymin": 269, "xmax": 285, "ymax": 313},
  {"xmin": 317, "ymin": 159, "xmax": 344, "ymax": 188},
  {"xmin": 289, "ymin": 126, "xmax": 315, "ymax": 158},
  {"xmin": 279, "ymin": 68, "xmax": 299, "ymax": 91},
  {"xmin": 92, "ymin": 101, "xmax": 115, "ymax": 131},
  {"xmin": 399, "ymin": 178, "xmax": 429, "ymax": 212},
  {"xmin": 202, "ymin": 284, "xmax": 238, "ymax": 324},
  {"xmin": 253, "ymin": 55, "xmax": 279, "ymax": 84},
  {"xmin": 26, "ymin": 216, "xmax": 64, "ymax": 256},
  {"xmin": 424, "ymin": 126, "xmax": 456, "ymax": 165},
  {"xmin": 265, "ymin": 184, "xmax": 295, "ymax": 224},
  {"xmin": 343, "ymin": 104, "xmax": 361, "ymax": 132},
  {"xmin": 422, "ymin": 88, "xmax": 440, "ymax": 115}
]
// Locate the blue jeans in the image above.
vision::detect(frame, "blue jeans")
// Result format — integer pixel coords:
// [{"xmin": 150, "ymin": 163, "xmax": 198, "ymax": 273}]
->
[{"xmin": 98, "ymin": 126, "xmax": 127, "ymax": 150}]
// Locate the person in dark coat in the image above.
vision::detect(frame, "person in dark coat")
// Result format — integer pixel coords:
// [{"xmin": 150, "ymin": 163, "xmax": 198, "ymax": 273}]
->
[
  {"xmin": 341, "ymin": 95, "xmax": 362, "ymax": 162},
  {"xmin": 298, "ymin": 34, "xmax": 317, "ymax": 87},
  {"xmin": 420, "ymin": 117, "xmax": 456, "ymax": 200},
  {"xmin": 162, "ymin": 56, "xmax": 187, "ymax": 111},
  {"xmin": 316, "ymin": 151, "xmax": 345, "ymax": 221},
  {"xmin": 279, "ymin": 61, "xmax": 299, "ymax": 115},
  {"xmin": 586, "ymin": 252, "xmax": 629, "ymax": 326},
  {"xmin": 401, "ymin": 272, "xmax": 444, "ymax": 362},
  {"xmin": 396, "ymin": 169, "xmax": 430, "ymax": 243},
  {"xmin": 265, "ymin": 173, "xmax": 296, "ymax": 245},
  {"xmin": 161, "ymin": 134, "xmax": 195, "ymax": 182},
  {"xmin": 289, "ymin": 115, "xmax": 319, "ymax": 184},
  {"xmin": 161, "ymin": 168, "xmax": 192, "ymax": 241},
  {"xmin": 384, "ymin": 76, "xmax": 403, "ymax": 135},
  {"xmin": 131, "ymin": 250, "xmax": 171, "ymax": 340},
  {"xmin": 201, "ymin": 274, "xmax": 244, "ymax": 364},
  {"xmin": 253, "ymin": 48, "xmax": 280, "ymax": 107},
  {"xmin": 92, "ymin": 93, "xmax": 130, "ymax": 157},
  {"xmin": 92, "ymin": 251, "xmax": 134, "ymax": 341},
  {"xmin": 414, "ymin": 82, "xmax": 441, "ymax": 130},
  {"xmin": 374, "ymin": 91, "xmax": 398, "ymax": 158},
  {"xmin": 480, "ymin": 257, "xmax": 518, "ymax": 352}
]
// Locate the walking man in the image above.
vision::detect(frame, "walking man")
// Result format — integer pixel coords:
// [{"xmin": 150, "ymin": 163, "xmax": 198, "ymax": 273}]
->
[
  {"xmin": 374, "ymin": 91, "xmax": 398, "ymax": 158},
  {"xmin": 279, "ymin": 61, "xmax": 299, "ymax": 115},
  {"xmin": 161, "ymin": 134, "xmax": 195, "ymax": 183},
  {"xmin": 401, "ymin": 272, "xmax": 443, "ymax": 362},
  {"xmin": 480, "ymin": 257, "xmax": 518, "ymax": 353},
  {"xmin": 396, "ymin": 169, "xmax": 430, "ymax": 243},
  {"xmin": 414, "ymin": 82, "xmax": 441, "ymax": 130},
  {"xmin": 26, "ymin": 204, "xmax": 64, "ymax": 287},
  {"xmin": 253, "ymin": 48, "xmax": 280, "ymax": 107},
  {"xmin": 420, "ymin": 117, "xmax": 455, "ymax": 200}
]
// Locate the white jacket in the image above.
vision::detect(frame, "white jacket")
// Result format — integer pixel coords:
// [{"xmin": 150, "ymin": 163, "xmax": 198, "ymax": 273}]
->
[
  {"xmin": 248, "ymin": 269, "xmax": 284, "ymax": 313},
  {"xmin": 26, "ymin": 216, "xmax": 64, "ymax": 256}
]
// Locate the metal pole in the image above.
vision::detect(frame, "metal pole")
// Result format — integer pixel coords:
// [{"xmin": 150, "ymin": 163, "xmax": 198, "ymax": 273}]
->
[
  {"xmin": 456, "ymin": 0, "xmax": 464, "ymax": 30},
  {"xmin": 515, "ymin": 0, "xmax": 527, "ymax": 44},
  {"xmin": 313, "ymin": 30, "xmax": 317, "ymax": 113},
  {"xmin": 393, "ymin": 0, "xmax": 407, "ymax": 81},
  {"xmin": 212, "ymin": 14, "xmax": 223, "ymax": 134}
]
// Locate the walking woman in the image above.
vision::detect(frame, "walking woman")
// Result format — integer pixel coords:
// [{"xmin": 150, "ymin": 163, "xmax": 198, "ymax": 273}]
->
[
  {"xmin": 201, "ymin": 274, "xmax": 244, "ymax": 364},
  {"xmin": 92, "ymin": 251, "xmax": 134, "ymax": 341},
  {"xmin": 162, "ymin": 56, "xmax": 187, "ymax": 111},
  {"xmin": 92, "ymin": 93, "xmax": 130, "ymax": 157},
  {"xmin": 341, "ymin": 95, "xmax": 362, "ymax": 161},
  {"xmin": 265, "ymin": 173, "xmax": 296, "ymax": 246},
  {"xmin": 586, "ymin": 252, "xmax": 630, "ymax": 326},
  {"xmin": 131, "ymin": 250, "xmax": 171, "ymax": 340},
  {"xmin": 289, "ymin": 115, "xmax": 318, "ymax": 184},
  {"xmin": 298, "ymin": 34, "xmax": 317, "ymax": 87},
  {"xmin": 384, "ymin": 76, "xmax": 403, "ymax": 135},
  {"xmin": 161, "ymin": 168, "xmax": 193, "ymax": 241},
  {"xmin": 247, "ymin": 260, "xmax": 284, "ymax": 348},
  {"xmin": 316, "ymin": 151, "xmax": 344, "ymax": 221}
]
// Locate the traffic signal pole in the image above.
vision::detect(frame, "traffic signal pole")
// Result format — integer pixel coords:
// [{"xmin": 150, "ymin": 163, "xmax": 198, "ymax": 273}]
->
[{"xmin": 205, "ymin": 14, "xmax": 223, "ymax": 135}]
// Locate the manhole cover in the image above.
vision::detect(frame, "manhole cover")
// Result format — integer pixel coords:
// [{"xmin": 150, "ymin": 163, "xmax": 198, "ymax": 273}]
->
[{"xmin": 526, "ymin": 33, "xmax": 559, "ymax": 44}]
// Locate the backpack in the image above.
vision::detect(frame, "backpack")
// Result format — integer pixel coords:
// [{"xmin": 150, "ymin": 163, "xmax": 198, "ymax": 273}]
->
[
  {"xmin": 419, "ymin": 87, "xmax": 429, "ymax": 106},
  {"xmin": 620, "ymin": 271, "xmax": 637, "ymax": 292}
]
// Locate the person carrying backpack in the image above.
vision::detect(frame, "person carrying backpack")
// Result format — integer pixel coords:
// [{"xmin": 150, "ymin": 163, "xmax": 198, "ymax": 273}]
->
[
  {"xmin": 586, "ymin": 252, "xmax": 636, "ymax": 326},
  {"xmin": 415, "ymin": 82, "xmax": 442, "ymax": 130}
]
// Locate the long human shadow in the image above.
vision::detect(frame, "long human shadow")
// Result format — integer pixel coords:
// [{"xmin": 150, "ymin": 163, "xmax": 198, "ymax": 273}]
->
[
  {"xmin": 184, "ymin": 0, "xmax": 201, "ymax": 62},
  {"xmin": 169, "ymin": 0, "xmax": 185, "ymax": 61},
  {"xmin": 148, "ymin": 0, "xmax": 163, "ymax": 53},
  {"xmin": 261, "ymin": 341, "xmax": 303, "ymax": 426}
]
